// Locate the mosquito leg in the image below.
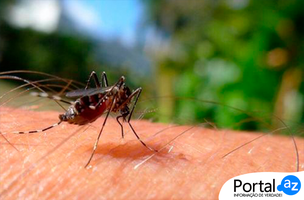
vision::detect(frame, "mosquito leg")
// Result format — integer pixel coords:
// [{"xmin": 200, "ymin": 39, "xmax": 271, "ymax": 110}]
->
[
  {"xmin": 101, "ymin": 71, "xmax": 109, "ymax": 87},
  {"xmin": 127, "ymin": 87, "xmax": 142, "ymax": 122},
  {"xmin": 128, "ymin": 122, "xmax": 157, "ymax": 152},
  {"xmin": 12, "ymin": 121, "xmax": 62, "ymax": 134},
  {"xmin": 116, "ymin": 116, "xmax": 124, "ymax": 139},
  {"xmin": 112, "ymin": 87, "xmax": 156, "ymax": 151},
  {"xmin": 85, "ymin": 96, "xmax": 117, "ymax": 168},
  {"xmin": 124, "ymin": 87, "xmax": 157, "ymax": 152},
  {"xmin": 85, "ymin": 71, "xmax": 101, "ymax": 90}
]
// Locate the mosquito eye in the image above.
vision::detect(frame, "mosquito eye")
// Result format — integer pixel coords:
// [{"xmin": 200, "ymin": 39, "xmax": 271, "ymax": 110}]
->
[
  {"xmin": 59, "ymin": 114, "xmax": 66, "ymax": 121},
  {"xmin": 75, "ymin": 102, "xmax": 81, "ymax": 109}
]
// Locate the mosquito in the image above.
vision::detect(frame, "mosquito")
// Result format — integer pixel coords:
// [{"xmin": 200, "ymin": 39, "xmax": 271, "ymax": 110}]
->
[
  {"xmin": 1, "ymin": 70, "xmax": 299, "ymax": 172},
  {"xmin": 11, "ymin": 71, "xmax": 158, "ymax": 167}
]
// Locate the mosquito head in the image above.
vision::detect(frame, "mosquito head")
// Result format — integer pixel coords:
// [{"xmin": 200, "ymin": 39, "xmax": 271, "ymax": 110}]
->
[{"xmin": 59, "ymin": 114, "xmax": 67, "ymax": 121}]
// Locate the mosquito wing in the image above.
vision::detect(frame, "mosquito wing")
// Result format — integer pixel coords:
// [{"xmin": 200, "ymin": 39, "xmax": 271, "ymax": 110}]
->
[{"xmin": 66, "ymin": 87, "xmax": 112, "ymax": 97}]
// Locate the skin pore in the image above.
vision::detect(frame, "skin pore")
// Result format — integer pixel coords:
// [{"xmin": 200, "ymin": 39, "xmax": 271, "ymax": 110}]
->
[{"xmin": 0, "ymin": 107, "xmax": 304, "ymax": 199}]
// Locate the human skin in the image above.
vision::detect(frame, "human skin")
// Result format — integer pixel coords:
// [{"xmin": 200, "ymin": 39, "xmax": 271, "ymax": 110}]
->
[{"xmin": 0, "ymin": 107, "xmax": 303, "ymax": 200}]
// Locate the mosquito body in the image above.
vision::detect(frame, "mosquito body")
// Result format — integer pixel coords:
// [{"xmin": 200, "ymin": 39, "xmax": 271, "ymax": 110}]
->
[
  {"xmin": 60, "ymin": 82, "xmax": 128, "ymax": 126},
  {"xmin": 11, "ymin": 71, "xmax": 157, "ymax": 167}
]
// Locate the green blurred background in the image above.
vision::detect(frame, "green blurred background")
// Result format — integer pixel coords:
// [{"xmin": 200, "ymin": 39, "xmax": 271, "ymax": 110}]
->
[{"xmin": 1, "ymin": 0, "xmax": 304, "ymax": 132}]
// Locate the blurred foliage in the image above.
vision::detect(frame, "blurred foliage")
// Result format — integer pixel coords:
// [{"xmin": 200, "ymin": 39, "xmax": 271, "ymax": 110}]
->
[
  {"xmin": 0, "ymin": 1, "xmax": 146, "ymax": 91},
  {"xmin": 143, "ymin": 0, "xmax": 304, "ymax": 131},
  {"xmin": 0, "ymin": 0, "xmax": 304, "ymax": 133},
  {"xmin": 0, "ymin": 22, "xmax": 95, "ymax": 82}
]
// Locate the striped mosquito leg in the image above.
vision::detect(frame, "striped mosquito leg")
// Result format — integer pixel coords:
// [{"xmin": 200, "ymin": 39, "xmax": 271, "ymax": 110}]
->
[
  {"xmin": 85, "ymin": 71, "xmax": 101, "ymax": 89},
  {"xmin": 101, "ymin": 71, "xmax": 108, "ymax": 87},
  {"xmin": 12, "ymin": 121, "xmax": 62, "ymax": 134},
  {"xmin": 30, "ymin": 92, "xmax": 73, "ymax": 105}
]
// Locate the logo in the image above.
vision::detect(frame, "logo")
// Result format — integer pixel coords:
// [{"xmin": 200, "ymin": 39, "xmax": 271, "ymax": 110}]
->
[
  {"xmin": 277, "ymin": 175, "xmax": 301, "ymax": 195},
  {"xmin": 219, "ymin": 172, "xmax": 304, "ymax": 199},
  {"xmin": 234, "ymin": 179, "xmax": 276, "ymax": 193}
]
